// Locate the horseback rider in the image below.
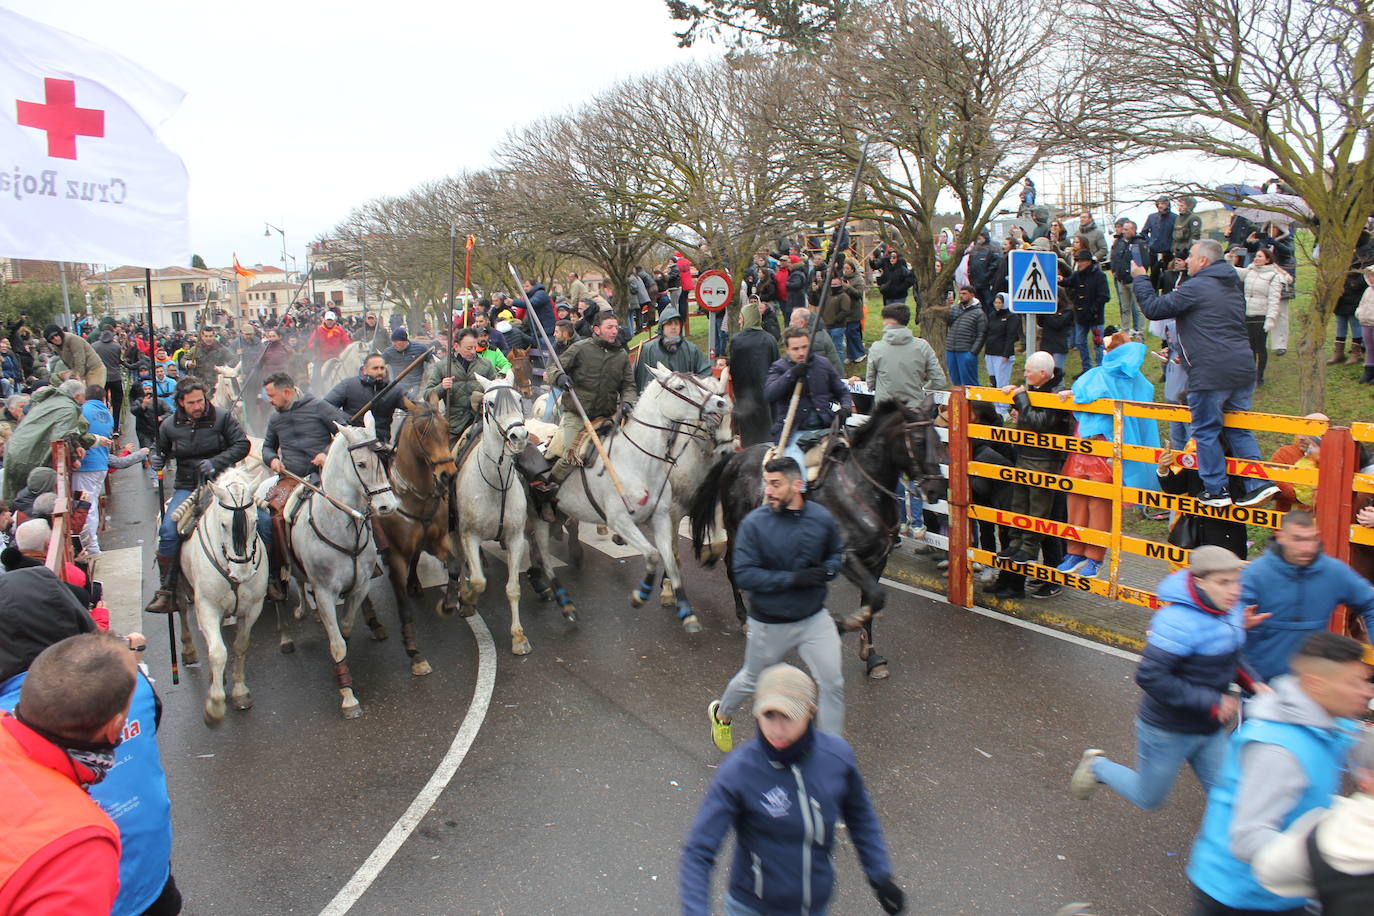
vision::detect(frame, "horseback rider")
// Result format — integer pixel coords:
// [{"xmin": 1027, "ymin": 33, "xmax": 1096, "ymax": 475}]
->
[
  {"xmin": 631, "ymin": 304, "xmax": 710, "ymax": 393},
  {"xmin": 184, "ymin": 327, "xmax": 235, "ymax": 385},
  {"xmin": 546, "ymin": 310, "xmax": 637, "ymax": 482},
  {"xmin": 259, "ymin": 372, "xmax": 351, "ymax": 600},
  {"xmin": 764, "ymin": 326, "xmax": 852, "ymax": 485},
  {"xmin": 422, "ymin": 328, "xmax": 495, "ymax": 440},
  {"xmin": 144, "ymin": 377, "xmax": 250, "ymax": 614},
  {"xmin": 323, "ymin": 353, "xmax": 403, "ymax": 445}
]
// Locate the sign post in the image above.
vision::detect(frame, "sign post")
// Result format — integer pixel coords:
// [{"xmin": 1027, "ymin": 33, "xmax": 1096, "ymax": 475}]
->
[
  {"xmin": 694, "ymin": 269, "xmax": 733, "ymax": 358},
  {"xmin": 1007, "ymin": 249, "xmax": 1058, "ymax": 355}
]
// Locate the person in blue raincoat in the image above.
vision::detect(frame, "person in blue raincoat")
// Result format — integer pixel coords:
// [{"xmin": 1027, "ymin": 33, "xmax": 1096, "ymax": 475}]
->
[{"xmin": 1055, "ymin": 334, "xmax": 1160, "ymax": 578}]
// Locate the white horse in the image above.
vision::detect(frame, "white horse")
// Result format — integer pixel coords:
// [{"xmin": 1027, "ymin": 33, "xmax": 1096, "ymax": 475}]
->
[
  {"xmin": 176, "ymin": 466, "xmax": 269, "ymax": 726},
  {"xmin": 451, "ymin": 374, "xmax": 546, "ymax": 655},
  {"xmin": 529, "ymin": 366, "xmax": 728, "ymax": 633},
  {"xmin": 316, "ymin": 340, "xmax": 369, "ymax": 393},
  {"xmin": 282, "ymin": 415, "xmax": 400, "ymax": 718}
]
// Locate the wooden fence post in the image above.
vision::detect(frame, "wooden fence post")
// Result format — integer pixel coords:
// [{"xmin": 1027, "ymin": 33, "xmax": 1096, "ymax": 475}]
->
[{"xmin": 947, "ymin": 387, "xmax": 972, "ymax": 608}]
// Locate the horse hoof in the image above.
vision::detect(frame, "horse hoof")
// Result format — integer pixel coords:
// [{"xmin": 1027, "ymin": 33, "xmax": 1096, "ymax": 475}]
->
[
  {"xmin": 596, "ymin": 525, "xmax": 608, "ymax": 536},
  {"xmin": 562, "ymin": 604, "xmax": 578, "ymax": 622},
  {"xmin": 660, "ymin": 592, "xmax": 675, "ymax": 608},
  {"xmin": 511, "ymin": 639, "xmax": 532, "ymax": 656},
  {"xmin": 181, "ymin": 648, "xmax": 199, "ymax": 666},
  {"xmin": 866, "ymin": 656, "xmax": 890, "ymax": 680},
  {"xmin": 341, "ymin": 702, "xmax": 363, "ymax": 719},
  {"xmin": 292, "ymin": 605, "xmax": 305, "ymax": 621},
  {"xmin": 231, "ymin": 693, "xmax": 254, "ymax": 711},
  {"xmin": 370, "ymin": 625, "xmax": 388, "ymax": 642},
  {"xmin": 629, "ymin": 591, "xmax": 647, "ymax": 608},
  {"xmin": 411, "ymin": 659, "xmax": 433, "ymax": 677},
  {"xmin": 458, "ymin": 603, "xmax": 476, "ymax": 618},
  {"xmin": 681, "ymin": 615, "xmax": 702, "ymax": 634},
  {"xmin": 203, "ymin": 708, "xmax": 225, "ymax": 728},
  {"xmin": 280, "ymin": 640, "xmax": 295, "ymax": 654},
  {"xmin": 611, "ymin": 533, "xmax": 625, "ymax": 546}
]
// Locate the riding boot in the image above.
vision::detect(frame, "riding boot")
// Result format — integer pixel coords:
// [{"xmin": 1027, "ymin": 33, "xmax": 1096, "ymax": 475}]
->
[
  {"xmin": 267, "ymin": 513, "xmax": 289, "ymax": 601},
  {"xmin": 1349, "ymin": 342, "xmax": 1366, "ymax": 366},
  {"xmin": 1328, "ymin": 340, "xmax": 1346, "ymax": 365},
  {"xmin": 371, "ymin": 517, "xmax": 390, "ymax": 578},
  {"xmin": 144, "ymin": 553, "xmax": 180, "ymax": 614},
  {"xmin": 1362, "ymin": 364, "xmax": 1374, "ymax": 384},
  {"xmin": 518, "ymin": 444, "xmax": 559, "ymax": 523}
]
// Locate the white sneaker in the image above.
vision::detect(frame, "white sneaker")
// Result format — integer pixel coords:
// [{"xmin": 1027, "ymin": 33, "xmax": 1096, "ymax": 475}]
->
[
  {"xmin": 978, "ymin": 567, "xmax": 997, "ymax": 585},
  {"xmin": 1070, "ymin": 749, "xmax": 1104, "ymax": 800}
]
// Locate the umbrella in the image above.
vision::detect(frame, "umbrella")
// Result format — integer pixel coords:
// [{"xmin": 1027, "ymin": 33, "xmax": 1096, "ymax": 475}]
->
[
  {"xmin": 1214, "ymin": 183, "xmax": 1261, "ymax": 211},
  {"xmin": 1233, "ymin": 192, "xmax": 1313, "ymax": 227}
]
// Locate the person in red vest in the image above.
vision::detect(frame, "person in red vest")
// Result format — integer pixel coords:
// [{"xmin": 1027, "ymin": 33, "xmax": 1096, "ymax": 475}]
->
[
  {"xmin": 307, "ymin": 311, "xmax": 350, "ymax": 363},
  {"xmin": 0, "ymin": 632, "xmax": 135, "ymax": 915}
]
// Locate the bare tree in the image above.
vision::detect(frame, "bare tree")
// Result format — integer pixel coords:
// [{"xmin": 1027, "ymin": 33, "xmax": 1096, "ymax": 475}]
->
[
  {"xmin": 1083, "ymin": 0, "xmax": 1374, "ymax": 411},
  {"xmin": 665, "ymin": 0, "xmax": 849, "ymax": 49},
  {"xmin": 777, "ymin": 0, "xmax": 1087, "ymax": 355}
]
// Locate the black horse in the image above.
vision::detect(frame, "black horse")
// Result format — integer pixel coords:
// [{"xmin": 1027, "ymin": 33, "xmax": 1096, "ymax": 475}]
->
[{"xmin": 689, "ymin": 397, "xmax": 947, "ymax": 678}]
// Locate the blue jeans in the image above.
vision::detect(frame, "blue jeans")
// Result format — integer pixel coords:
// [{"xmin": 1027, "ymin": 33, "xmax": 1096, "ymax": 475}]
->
[
  {"xmin": 1051, "ymin": 351, "xmax": 1066, "ymax": 371},
  {"xmin": 1093, "ymin": 718, "xmax": 1230, "ymax": 811},
  {"xmin": 1336, "ymin": 313, "xmax": 1358, "ymax": 341},
  {"xmin": 845, "ymin": 322, "xmax": 865, "ymax": 361},
  {"xmin": 158, "ymin": 489, "xmax": 195, "ymax": 556},
  {"xmin": 1070, "ymin": 323, "xmax": 1103, "ymax": 370},
  {"xmin": 828, "ymin": 329, "xmax": 847, "ymax": 363},
  {"xmin": 1186, "ymin": 386, "xmax": 1263, "ymax": 495},
  {"xmin": 897, "ymin": 477, "xmax": 924, "ymax": 526},
  {"xmin": 947, "ymin": 350, "xmax": 979, "ymax": 386},
  {"xmin": 257, "ymin": 507, "xmax": 272, "ymax": 548}
]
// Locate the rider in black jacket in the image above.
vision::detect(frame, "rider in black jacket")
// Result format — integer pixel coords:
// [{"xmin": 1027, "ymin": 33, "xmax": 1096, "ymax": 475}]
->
[{"xmin": 323, "ymin": 355, "xmax": 403, "ymax": 444}]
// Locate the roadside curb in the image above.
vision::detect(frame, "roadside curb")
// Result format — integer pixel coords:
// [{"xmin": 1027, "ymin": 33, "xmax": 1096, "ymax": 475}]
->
[{"xmin": 884, "ymin": 549, "xmax": 1148, "ymax": 654}]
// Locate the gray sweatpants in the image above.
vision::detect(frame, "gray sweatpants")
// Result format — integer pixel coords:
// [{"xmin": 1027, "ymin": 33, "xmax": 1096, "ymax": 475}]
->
[{"xmin": 719, "ymin": 609, "xmax": 845, "ymax": 736}]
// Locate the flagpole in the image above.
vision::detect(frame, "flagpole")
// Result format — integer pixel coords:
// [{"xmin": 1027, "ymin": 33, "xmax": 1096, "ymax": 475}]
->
[{"xmin": 144, "ymin": 267, "xmax": 178, "ymax": 686}]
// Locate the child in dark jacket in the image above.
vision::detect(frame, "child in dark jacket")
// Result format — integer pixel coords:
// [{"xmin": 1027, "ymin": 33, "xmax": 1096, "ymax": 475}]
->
[
  {"xmin": 681, "ymin": 664, "xmax": 905, "ymax": 916},
  {"xmin": 1070, "ymin": 547, "xmax": 1268, "ymax": 810}
]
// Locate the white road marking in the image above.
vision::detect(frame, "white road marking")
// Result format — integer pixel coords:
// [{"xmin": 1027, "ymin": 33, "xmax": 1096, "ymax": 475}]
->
[
  {"xmin": 317, "ymin": 611, "xmax": 496, "ymax": 916},
  {"xmin": 94, "ymin": 546, "xmax": 144, "ymax": 636},
  {"xmin": 879, "ymin": 576, "xmax": 1142, "ymax": 663}
]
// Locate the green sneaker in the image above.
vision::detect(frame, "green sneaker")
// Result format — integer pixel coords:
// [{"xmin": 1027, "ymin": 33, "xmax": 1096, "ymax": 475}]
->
[{"xmin": 708, "ymin": 700, "xmax": 732, "ymax": 753}]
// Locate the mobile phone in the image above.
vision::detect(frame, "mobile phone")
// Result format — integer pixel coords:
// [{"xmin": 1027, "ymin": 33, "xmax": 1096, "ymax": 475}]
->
[{"xmin": 1131, "ymin": 248, "xmax": 1145, "ymax": 267}]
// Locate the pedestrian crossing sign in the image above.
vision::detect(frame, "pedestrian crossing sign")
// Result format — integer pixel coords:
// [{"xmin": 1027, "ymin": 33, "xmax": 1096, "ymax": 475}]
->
[{"xmin": 1008, "ymin": 250, "xmax": 1058, "ymax": 313}]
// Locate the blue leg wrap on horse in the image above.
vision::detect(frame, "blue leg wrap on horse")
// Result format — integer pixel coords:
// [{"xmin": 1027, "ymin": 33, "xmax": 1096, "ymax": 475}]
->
[{"xmin": 676, "ymin": 600, "xmax": 693, "ymax": 620}]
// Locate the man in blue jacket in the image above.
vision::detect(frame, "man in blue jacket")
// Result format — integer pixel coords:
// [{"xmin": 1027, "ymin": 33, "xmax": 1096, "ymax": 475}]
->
[
  {"xmin": 1187, "ymin": 631, "xmax": 1371, "ymax": 915},
  {"xmin": 1133, "ymin": 239, "xmax": 1280, "ymax": 509},
  {"xmin": 708, "ymin": 457, "xmax": 846, "ymax": 751},
  {"xmin": 1241, "ymin": 510, "xmax": 1374, "ymax": 682},
  {"xmin": 1141, "ymin": 197, "xmax": 1177, "ymax": 291},
  {"xmin": 1071, "ymin": 547, "xmax": 1267, "ymax": 810},
  {"xmin": 764, "ymin": 327, "xmax": 852, "ymax": 490},
  {"xmin": 683, "ymin": 664, "xmax": 904, "ymax": 916}
]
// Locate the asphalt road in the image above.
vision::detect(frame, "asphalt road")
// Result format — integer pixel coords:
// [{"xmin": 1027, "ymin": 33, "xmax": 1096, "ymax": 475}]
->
[{"xmin": 95, "ymin": 464, "xmax": 1203, "ymax": 916}]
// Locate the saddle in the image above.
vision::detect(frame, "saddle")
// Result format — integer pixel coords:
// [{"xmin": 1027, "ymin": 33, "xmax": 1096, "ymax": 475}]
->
[
  {"xmin": 565, "ymin": 417, "xmax": 615, "ymax": 468},
  {"xmin": 266, "ymin": 476, "xmax": 305, "ymax": 574}
]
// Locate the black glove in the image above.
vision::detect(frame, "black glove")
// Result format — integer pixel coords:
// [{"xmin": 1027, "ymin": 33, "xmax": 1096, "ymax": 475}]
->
[
  {"xmin": 871, "ymin": 877, "xmax": 905, "ymax": 915},
  {"xmin": 837, "ymin": 407, "xmax": 852, "ymax": 424},
  {"xmin": 791, "ymin": 565, "xmax": 829, "ymax": 588},
  {"xmin": 198, "ymin": 459, "xmax": 218, "ymax": 480},
  {"xmin": 790, "ymin": 359, "xmax": 810, "ymax": 381},
  {"xmin": 618, "ymin": 400, "xmax": 634, "ymax": 417}
]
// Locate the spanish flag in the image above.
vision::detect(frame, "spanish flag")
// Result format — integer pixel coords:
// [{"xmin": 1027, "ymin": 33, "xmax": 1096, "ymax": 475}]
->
[{"xmin": 232, "ymin": 253, "xmax": 255, "ymax": 278}]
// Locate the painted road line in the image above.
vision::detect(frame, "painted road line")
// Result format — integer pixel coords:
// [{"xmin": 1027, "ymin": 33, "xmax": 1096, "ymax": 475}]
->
[
  {"xmin": 880, "ymin": 576, "xmax": 1142, "ymax": 663},
  {"xmin": 317, "ymin": 611, "xmax": 496, "ymax": 916}
]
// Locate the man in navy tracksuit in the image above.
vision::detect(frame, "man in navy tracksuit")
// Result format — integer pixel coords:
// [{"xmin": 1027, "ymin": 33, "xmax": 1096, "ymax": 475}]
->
[
  {"xmin": 682, "ymin": 664, "xmax": 904, "ymax": 916},
  {"xmin": 708, "ymin": 457, "xmax": 846, "ymax": 751},
  {"xmin": 1241, "ymin": 510, "xmax": 1374, "ymax": 682}
]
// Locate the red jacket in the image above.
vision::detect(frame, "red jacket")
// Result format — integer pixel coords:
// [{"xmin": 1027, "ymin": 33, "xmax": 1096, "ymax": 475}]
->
[
  {"xmin": 0, "ymin": 714, "xmax": 121, "ymax": 915},
  {"xmin": 307, "ymin": 323, "xmax": 350, "ymax": 361}
]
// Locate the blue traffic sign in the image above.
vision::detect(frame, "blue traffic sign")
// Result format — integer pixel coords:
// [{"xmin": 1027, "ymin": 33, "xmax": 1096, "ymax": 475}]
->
[{"xmin": 1007, "ymin": 250, "xmax": 1058, "ymax": 314}]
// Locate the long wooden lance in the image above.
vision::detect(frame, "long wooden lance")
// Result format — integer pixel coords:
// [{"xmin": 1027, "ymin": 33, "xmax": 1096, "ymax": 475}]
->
[
  {"xmin": 771, "ymin": 139, "xmax": 871, "ymax": 461},
  {"xmin": 143, "ymin": 268, "xmax": 178, "ymax": 685},
  {"xmin": 507, "ymin": 263, "xmax": 643, "ymax": 511},
  {"xmin": 278, "ymin": 468, "xmax": 367, "ymax": 521},
  {"xmin": 446, "ymin": 226, "xmax": 457, "ymax": 380}
]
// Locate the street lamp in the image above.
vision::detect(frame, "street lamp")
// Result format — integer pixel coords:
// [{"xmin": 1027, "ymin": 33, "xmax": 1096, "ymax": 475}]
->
[{"xmin": 264, "ymin": 221, "xmax": 288, "ymax": 282}]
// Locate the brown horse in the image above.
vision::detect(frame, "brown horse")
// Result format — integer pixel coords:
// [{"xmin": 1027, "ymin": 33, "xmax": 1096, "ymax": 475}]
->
[{"xmin": 376, "ymin": 395, "xmax": 461, "ymax": 676}]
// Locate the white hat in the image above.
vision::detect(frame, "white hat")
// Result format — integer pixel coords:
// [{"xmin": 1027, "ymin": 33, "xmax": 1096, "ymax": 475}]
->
[{"xmin": 324, "ymin": 310, "xmax": 338, "ymax": 321}]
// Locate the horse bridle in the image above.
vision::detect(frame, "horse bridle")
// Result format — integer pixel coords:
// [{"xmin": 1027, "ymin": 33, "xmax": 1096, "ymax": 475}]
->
[
  {"xmin": 195, "ymin": 489, "xmax": 261, "ymax": 590},
  {"xmin": 345, "ymin": 436, "xmax": 394, "ymax": 503},
  {"xmin": 654, "ymin": 372, "xmax": 725, "ymax": 424},
  {"xmin": 482, "ymin": 383, "xmax": 527, "ymax": 452},
  {"xmin": 835, "ymin": 409, "xmax": 944, "ymax": 502}
]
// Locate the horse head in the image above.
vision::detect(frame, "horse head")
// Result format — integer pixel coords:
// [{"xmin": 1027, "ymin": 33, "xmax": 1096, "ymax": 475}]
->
[
  {"xmin": 477, "ymin": 373, "xmax": 528, "ymax": 455},
  {"xmin": 328, "ymin": 416, "xmax": 399, "ymax": 517},
  {"xmin": 644, "ymin": 364, "xmax": 729, "ymax": 426},
  {"xmin": 206, "ymin": 470, "xmax": 260, "ymax": 573},
  {"xmin": 399, "ymin": 395, "xmax": 457, "ymax": 486}
]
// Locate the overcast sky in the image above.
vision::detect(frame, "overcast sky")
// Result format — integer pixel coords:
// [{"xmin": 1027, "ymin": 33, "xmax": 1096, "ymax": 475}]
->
[{"xmin": 15, "ymin": 1, "xmax": 1269, "ymax": 270}]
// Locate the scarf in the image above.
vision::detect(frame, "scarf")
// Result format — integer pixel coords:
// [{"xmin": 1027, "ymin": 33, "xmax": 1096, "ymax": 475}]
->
[
  {"xmin": 13, "ymin": 705, "xmax": 117, "ymax": 788},
  {"xmin": 759, "ymin": 722, "xmax": 817, "ymax": 767}
]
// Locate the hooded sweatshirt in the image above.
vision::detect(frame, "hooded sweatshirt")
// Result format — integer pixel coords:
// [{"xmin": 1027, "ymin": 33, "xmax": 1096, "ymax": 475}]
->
[
  {"xmin": 632, "ymin": 305, "xmax": 710, "ymax": 392},
  {"xmin": 865, "ymin": 325, "xmax": 946, "ymax": 407},
  {"xmin": 1069, "ymin": 341, "xmax": 1161, "ymax": 491},
  {"xmin": 1188, "ymin": 675, "xmax": 1362, "ymax": 910}
]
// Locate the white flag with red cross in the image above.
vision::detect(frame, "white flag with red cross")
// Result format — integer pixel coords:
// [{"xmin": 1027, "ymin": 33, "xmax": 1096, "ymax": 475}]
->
[{"xmin": 0, "ymin": 8, "xmax": 190, "ymax": 266}]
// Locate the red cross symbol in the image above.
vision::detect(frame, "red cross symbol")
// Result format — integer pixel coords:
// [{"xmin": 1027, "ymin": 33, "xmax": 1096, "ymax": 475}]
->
[{"xmin": 16, "ymin": 78, "xmax": 105, "ymax": 160}]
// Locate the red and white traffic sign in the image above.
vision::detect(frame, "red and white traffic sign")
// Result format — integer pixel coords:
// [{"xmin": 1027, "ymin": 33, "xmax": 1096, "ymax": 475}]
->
[{"xmin": 694, "ymin": 270, "xmax": 734, "ymax": 312}]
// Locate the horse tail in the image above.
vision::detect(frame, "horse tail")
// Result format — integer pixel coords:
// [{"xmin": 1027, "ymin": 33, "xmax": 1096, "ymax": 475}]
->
[{"xmin": 690, "ymin": 453, "xmax": 731, "ymax": 565}]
